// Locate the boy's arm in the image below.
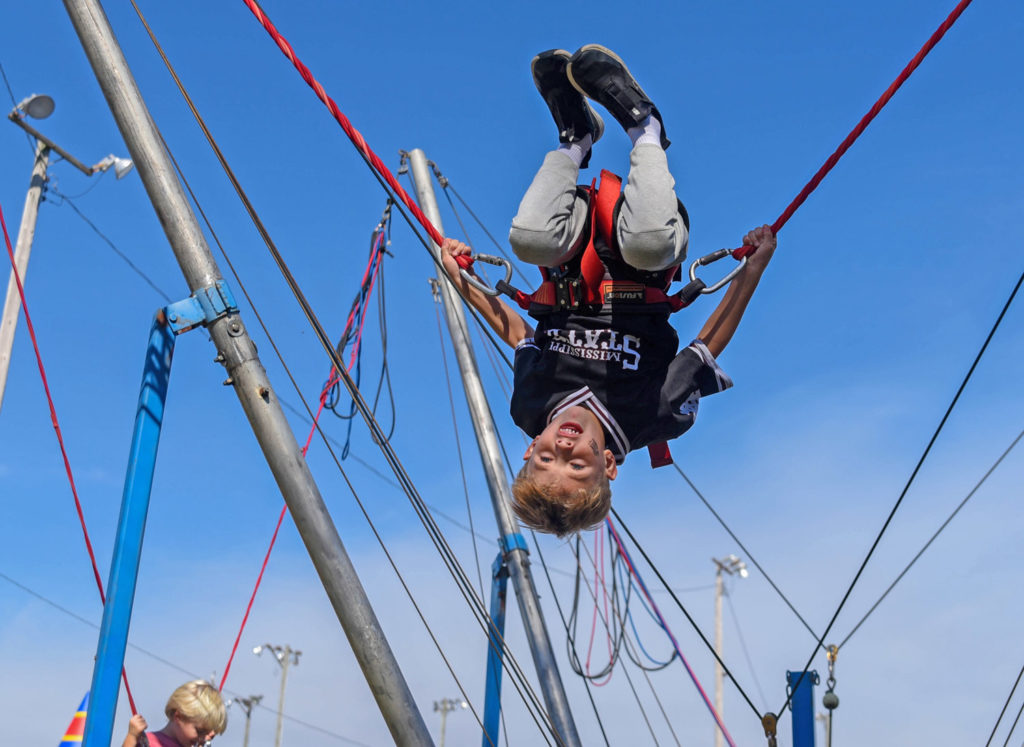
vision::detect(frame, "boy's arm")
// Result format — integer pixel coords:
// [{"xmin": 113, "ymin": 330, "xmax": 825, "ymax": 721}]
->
[
  {"xmin": 439, "ymin": 238, "xmax": 535, "ymax": 349},
  {"xmin": 122, "ymin": 714, "xmax": 148, "ymax": 747},
  {"xmin": 697, "ymin": 225, "xmax": 777, "ymax": 358}
]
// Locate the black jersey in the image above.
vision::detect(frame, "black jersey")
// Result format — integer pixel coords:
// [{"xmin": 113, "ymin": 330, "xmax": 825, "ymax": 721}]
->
[{"xmin": 510, "ymin": 311, "xmax": 732, "ymax": 464}]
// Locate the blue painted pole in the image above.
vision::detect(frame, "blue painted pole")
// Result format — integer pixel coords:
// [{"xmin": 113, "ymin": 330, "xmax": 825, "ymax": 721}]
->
[
  {"xmin": 482, "ymin": 552, "xmax": 509, "ymax": 747},
  {"xmin": 83, "ymin": 312, "xmax": 175, "ymax": 747},
  {"xmin": 787, "ymin": 670, "xmax": 819, "ymax": 747}
]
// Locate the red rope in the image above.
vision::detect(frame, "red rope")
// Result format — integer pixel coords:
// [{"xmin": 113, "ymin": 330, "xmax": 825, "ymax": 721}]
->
[
  {"xmin": 0, "ymin": 203, "xmax": 138, "ymax": 715},
  {"xmin": 241, "ymin": 0, "xmax": 444, "ymax": 247},
  {"xmin": 734, "ymin": 0, "xmax": 975, "ymax": 259},
  {"xmin": 219, "ymin": 233, "xmax": 387, "ymax": 689}
]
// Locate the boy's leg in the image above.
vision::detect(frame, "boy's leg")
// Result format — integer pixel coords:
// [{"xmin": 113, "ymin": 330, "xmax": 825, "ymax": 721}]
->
[
  {"xmin": 617, "ymin": 141, "xmax": 688, "ymax": 272},
  {"xmin": 509, "ymin": 50, "xmax": 603, "ymax": 267},
  {"xmin": 568, "ymin": 45, "xmax": 688, "ymax": 271},
  {"xmin": 509, "ymin": 151, "xmax": 590, "ymax": 267}
]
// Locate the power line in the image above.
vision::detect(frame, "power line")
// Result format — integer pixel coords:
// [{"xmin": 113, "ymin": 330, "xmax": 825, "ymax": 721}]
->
[
  {"xmin": 839, "ymin": 428, "xmax": 1024, "ymax": 650},
  {"xmin": 782, "ymin": 258, "xmax": 1024, "ymax": 718},
  {"xmin": 0, "ymin": 570, "xmax": 371, "ymax": 745}
]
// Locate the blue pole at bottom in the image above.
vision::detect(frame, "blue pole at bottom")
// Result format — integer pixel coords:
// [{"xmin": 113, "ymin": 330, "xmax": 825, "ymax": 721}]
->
[
  {"xmin": 787, "ymin": 669, "xmax": 820, "ymax": 747},
  {"xmin": 482, "ymin": 552, "xmax": 510, "ymax": 747},
  {"xmin": 83, "ymin": 313, "xmax": 175, "ymax": 747}
]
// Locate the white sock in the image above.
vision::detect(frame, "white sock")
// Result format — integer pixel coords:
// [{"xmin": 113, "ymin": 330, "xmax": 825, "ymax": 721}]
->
[
  {"xmin": 556, "ymin": 133, "xmax": 594, "ymax": 169},
  {"xmin": 627, "ymin": 115, "xmax": 661, "ymax": 148}
]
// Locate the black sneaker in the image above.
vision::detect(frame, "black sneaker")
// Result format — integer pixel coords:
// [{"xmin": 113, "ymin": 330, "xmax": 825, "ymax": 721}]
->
[
  {"xmin": 567, "ymin": 44, "xmax": 670, "ymax": 150},
  {"xmin": 532, "ymin": 49, "xmax": 604, "ymax": 167}
]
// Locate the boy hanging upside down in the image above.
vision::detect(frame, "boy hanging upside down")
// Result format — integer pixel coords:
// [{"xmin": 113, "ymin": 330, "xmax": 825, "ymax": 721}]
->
[{"xmin": 441, "ymin": 45, "xmax": 776, "ymax": 537}]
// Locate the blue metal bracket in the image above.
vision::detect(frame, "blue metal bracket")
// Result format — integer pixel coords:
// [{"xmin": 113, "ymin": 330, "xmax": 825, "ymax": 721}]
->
[
  {"xmin": 499, "ymin": 532, "xmax": 528, "ymax": 555},
  {"xmin": 787, "ymin": 669, "xmax": 820, "ymax": 747},
  {"xmin": 482, "ymin": 553, "xmax": 511, "ymax": 747},
  {"xmin": 163, "ymin": 279, "xmax": 238, "ymax": 335}
]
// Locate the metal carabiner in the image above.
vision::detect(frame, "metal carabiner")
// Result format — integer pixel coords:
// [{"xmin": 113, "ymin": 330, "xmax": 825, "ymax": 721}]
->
[
  {"xmin": 688, "ymin": 248, "xmax": 748, "ymax": 294},
  {"xmin": 459, "ymin": 253, "xmax": 514, "ymax": 297}
]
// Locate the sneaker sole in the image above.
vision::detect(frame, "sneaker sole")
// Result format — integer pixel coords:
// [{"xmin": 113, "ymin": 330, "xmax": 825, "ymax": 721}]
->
[
  {"xmin": 566, "ymin": 44, "xmax": 652, "ymax": 110},
  {"xmin": 531, "ymin": 49, "xmax": 605, "ymax": 146}
]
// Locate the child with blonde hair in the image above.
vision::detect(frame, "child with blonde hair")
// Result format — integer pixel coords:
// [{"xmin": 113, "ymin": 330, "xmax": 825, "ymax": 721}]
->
[{"xmin": 122, "ymin": 680, "xmax": 227, "ymax": 747}]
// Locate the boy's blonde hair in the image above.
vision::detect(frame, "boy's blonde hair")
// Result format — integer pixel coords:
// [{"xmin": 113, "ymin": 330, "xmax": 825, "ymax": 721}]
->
[
  {"xmin": 165, "ymin": 680, "xmax": 227, "ymax": 735},
  {"xmin": 510, "ymin": 464, "xmax": 612, "ymax": 538}
]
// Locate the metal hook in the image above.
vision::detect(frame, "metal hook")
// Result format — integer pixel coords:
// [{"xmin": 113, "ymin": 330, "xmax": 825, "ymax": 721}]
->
[
  {"xmin": 458, "ymin": 254, "xmax": 514, "ymax": 297},
  {"xmin": 688, "ymin": 248, "xmax": 748, "ymax": 294}
]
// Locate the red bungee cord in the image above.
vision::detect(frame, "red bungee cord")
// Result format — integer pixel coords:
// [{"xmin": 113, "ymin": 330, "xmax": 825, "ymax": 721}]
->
[
  {"xmin": 733, "ymin": 0, "xmax": 975, "ymax": 260},
  {"xmin": 1, "ymin": 203, "xmax": 138, "ymax": 715}
]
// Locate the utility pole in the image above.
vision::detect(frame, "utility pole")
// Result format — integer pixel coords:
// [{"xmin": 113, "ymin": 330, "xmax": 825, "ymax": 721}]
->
[
  {"xmin": 713, "ymin": 554, "xmax": 748, "ymax": 747},
  {"xmin": 433, "ymin": 697, "xmax": 468, "ymax": 747},
  {"xmin": 407, "ymin": 149, "xmax": 581, "ymax": 747},
  {"xmin": 63, "ymin": 2, "xmax": 433, "ymax": 745},
  {"xmin": 254, "ymin": 644, "xmax": 299, "ymax": 747},
  {"xmin": 234, "ymin": 694, "xmax": 263, "ymax": 747},
  {"xmin": 1, "ymin": 93, "xmax": 132, "ymax": 415}
]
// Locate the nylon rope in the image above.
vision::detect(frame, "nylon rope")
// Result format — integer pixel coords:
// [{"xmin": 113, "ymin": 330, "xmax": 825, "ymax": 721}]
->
[
  {"xmin": 1, "ymin": 203, "xmax": 139, "ymax": 715},
  {"xmin": 240, "ymin": 0, "xmax": 443, "ymax": 245},
  {"xmin": 130, "ymin": 7, "xmax": 562, "ymax": 740}
]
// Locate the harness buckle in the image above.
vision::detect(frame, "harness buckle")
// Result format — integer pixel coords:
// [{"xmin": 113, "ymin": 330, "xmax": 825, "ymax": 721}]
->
[
  {"xmin": 458, "ymin": 253, "xmax": 515, "ymax": 297},
  {"xmin": 552, "ymin": 275, "xmax": 582, "ymax": 310}
]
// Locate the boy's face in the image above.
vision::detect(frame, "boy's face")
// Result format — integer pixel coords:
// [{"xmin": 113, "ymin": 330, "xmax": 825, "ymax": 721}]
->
[{"xmin": 523, "ymin": 406, "xmax": 618, "ymax": 488}]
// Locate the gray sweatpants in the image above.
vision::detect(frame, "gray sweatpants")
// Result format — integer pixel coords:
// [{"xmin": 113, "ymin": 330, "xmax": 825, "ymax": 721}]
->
[{"xmin": 509, "ymin": 143, "xmax": 688, "ymax": 272}]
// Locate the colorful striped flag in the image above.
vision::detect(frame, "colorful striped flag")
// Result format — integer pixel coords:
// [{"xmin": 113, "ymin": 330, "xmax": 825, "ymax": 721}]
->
[{"xmin": 59, "ymin": 692, "xmax": 89, "ymax": 745}]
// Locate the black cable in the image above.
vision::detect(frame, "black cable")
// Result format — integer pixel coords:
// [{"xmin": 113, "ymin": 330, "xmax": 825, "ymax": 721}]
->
[
  {"xmin": 427, "ymin": 163, "xmax": 532, "ymax": 286},
  {"xmin": 432, "ymin": 283, "xmax": 487, "ymax": 599},
  {"xmin": 781, "ymin": 262, "xmax": 1024, "ymax": 719},
  {"xmin": 46, "ymin": 186, "xmax": 172, "ymax": 303},
  {"xmin": 986, "ymin": 659, "xmax": 1024, "ymax": 747},
  {"xmin": 611, "ymin": 507, "xmax": 763, "ymax": 722},
  {"xmin": 839, "ymin": 428, "xmax": 1024, "ymax": 650},
  {"xmin": 726, "ymin": 587, "xmax": 770, "ymax": 709},
  {"xmin": 673, "ymin": 463, "xmax": 820, "ymax": 641},
  {"xmin": 132, "ymin": 6, "xmax": 562, "ymax": 740},
  {"xmin": 1001, "ymin": 697, "xmax": 1024, "ymax": 747},
  {"xmin": 0, "ymin": 571, "xmax": 373, "ymax": 745}
]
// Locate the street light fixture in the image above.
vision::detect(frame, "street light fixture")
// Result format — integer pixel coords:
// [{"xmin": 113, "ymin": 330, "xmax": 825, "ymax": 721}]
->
[
  {"xmin": 433, "ymin": 698, "xmax": 468, "ymax": 747},
  {"xmin": 0, "ymin": 92, "xmax": 135, "ymax": 416},
  {"xmin": 712, "ymin": 554, "xmax": 748, "ymax": 747},
  {"xmin": 253, "ymin": 643, "xmax": 301, "ymax": 747},
  {"xmin": 229, "ymin": 694, "xmax": 264, "ymax": 747}
]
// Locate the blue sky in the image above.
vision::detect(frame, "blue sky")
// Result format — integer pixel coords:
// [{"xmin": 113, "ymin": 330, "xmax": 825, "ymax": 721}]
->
[{"xmin": 1, "ymin": 0, "xmax": 1022, "ymax": 745}]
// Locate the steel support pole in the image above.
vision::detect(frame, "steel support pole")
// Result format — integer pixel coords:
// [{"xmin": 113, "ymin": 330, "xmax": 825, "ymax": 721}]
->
[
  {"xmin": 0, "ymin": 139, "xmax": 49, "ymax": 416},
  {"xmin": 62, "ymin": 2, "xmax": 432, "ymax": 744},
  {"xmin": 408, "ymin": 149, "xmax": 581, "ymax": 747},
  {"xmin": 84, "ymin": 313, "xmax": 175, "ymax": 746},
  {"xmin": 786, "ymin": 670, "xmax": 819, "ymax": 747}
]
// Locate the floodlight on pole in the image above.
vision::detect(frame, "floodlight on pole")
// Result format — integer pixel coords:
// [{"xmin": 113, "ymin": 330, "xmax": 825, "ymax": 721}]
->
[
  {"xmin": 433, "ymin": 697, "xmax": 469, "ymax": 747},
  {"xmin": 0, "ymin": 92, "xmax": 135, "ymax": 418},
  {"xmin": 13, "ymin": 93, "xmax": 55, "ymax": 120},
  {"xmin": 253, "ymin": 643, "xmax": 300, "ymax": 747},
  {"xmin": 712, "ymin": 554, "xmax": 748, "ymax": 747}
]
